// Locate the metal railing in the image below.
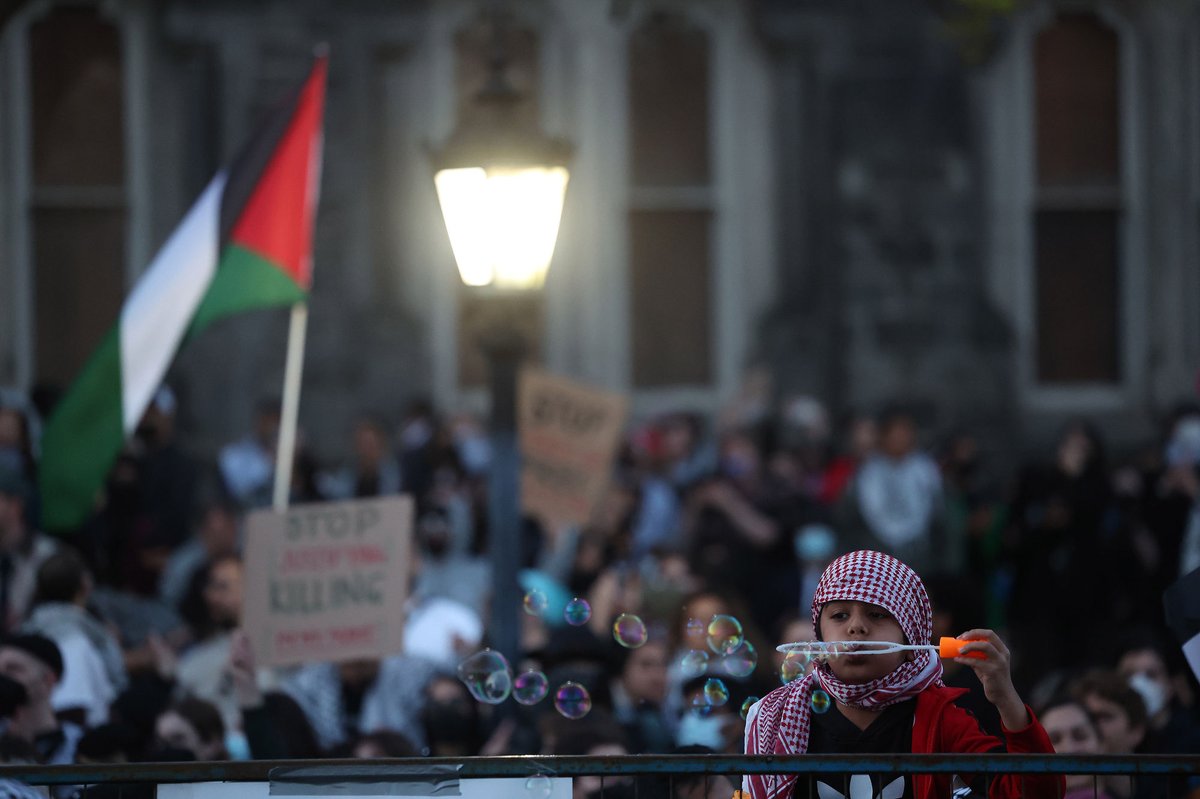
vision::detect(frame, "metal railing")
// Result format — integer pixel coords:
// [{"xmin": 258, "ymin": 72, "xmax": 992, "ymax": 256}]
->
[{"xmin": 0, "ymin": 755, "xmax": 1197, "ymax": 795}]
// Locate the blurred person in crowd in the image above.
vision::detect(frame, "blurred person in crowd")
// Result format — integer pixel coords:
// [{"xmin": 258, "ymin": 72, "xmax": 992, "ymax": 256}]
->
[
  {"xmin": 0, "ymin": 470, "xmax": 57, "ymax": 633},
  {"xmin": 553, "ymin": 716, "xmax": 635, "ymax": 799},
  {"xmin": 419, "ymin": 673, "xmax": 483, "ymax": 757},
  {"xmin": 21, "ymin": 549, "xmax": 126, "ymax": 726},
  {"xmin": 938, "ymin": 428, "xmax": 999, "ymax": 576},
  {"xmin": 77, "ymin": 453, "xmax": 154, "ymax": 590},
  {"xmin": 847, "ymin": 406, "xmax": 944, "ymax": 574},
  {"xmin": 610, "ymin": 637, "xmax": 675, "ymax": 753},
  {"xmin": 1155, "ymin": 403, "xmax": 1200, "ymax": 577},
  {"xmin": 225, "ymin": 631, "xmax": 319, "ymax": 760},
  {"xmin": 282, "ymin": 651, "xmax": 436, "ymax": 753},
  {"xmin": 626, "ymin": 421, "xmax": 684, "ymax": 558},
  {"xmin": 159, "ymin": 499, "xmax": 240, "ymax": 611},
  {"xmin": 776, "ymin": 395, "xmax": 835, "ymax": 502},
  {"xmin": 218, "ymin": 400, "xmax": 279, "ymax": 508},
  {"xmin": 0, "ymin": 635, "xmax": 83, "ymax": 765},
  {"xmin": 819, "ymin": 411, "xmax": 876, "ymax": 506},
  {"xmin": 772, "ymin": 613, "xmax": 815, "ymax": 685},
  {"xmin": 0, "ymin": 681, "xmax": 46, "ymax": 799},
  {"xmin": 1073, "ymin": 671, "xmax": 1155, "ymax": 799},
  {"xmin": 320, "ymin": 416, "xmax": 402, "ymax": 500},
  {"xmin": 0, "ymin": 400, "xmax": 38, "ymax": 487},
  {"xmin": 74, "ymin": 722, "xmax": 142, "ymax": 764},
  {"xmin": 1115, "ymin": 633, "xmax": 1200, "ymax": 796},
  {"xmin": 1037, "ymin": 696, "xmax": 1113, "ymax": 799},
  {"xmin": 154, "ymin": 698, "xmax": 226, "ymax": 761},
  {"xmin": 676, "ymin": 675, "xmax": 742, "ymax": 753},
  {"xmin": 134, "ymin": 386, "xmax": 197, "ymax": 558},
  {"xmin": 1072, "ymin": 670, "xmax": 1146, "ymax": 755},
  {"xmin": 1008, "ymin": 420, "xmax": 1115, "ymax": 684},
  {"xmin": 173, "ymin": 554, "xmax": 247, "ymax": 730},
  {"xmin": 794, "ymin": 523, "xmax": 836, "ymax": 613},
  {"xmin": 411, "ymin": 504, "xmax": 489, "ymax": 618},
  {"xmin": 684, "ymin": 427, "xmax": 813, "ymax": 632}
]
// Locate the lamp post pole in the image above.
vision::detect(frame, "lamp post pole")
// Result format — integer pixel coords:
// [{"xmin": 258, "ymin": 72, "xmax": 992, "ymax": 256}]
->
[{"xmin": 480, "ymin": 317, "xmax": 525, "ymax": 664}]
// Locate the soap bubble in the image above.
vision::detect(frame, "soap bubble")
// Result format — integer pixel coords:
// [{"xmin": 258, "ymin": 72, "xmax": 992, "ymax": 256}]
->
[
  {"xmin": 680, "ymin": 649, "xmax": 709, "ymax": 678},
  {"xmin": 513, "ymin": 670, "xmax": 549, "ymax": 705},
  {"xmin": 740, "ymin": 695, "xmax": 759, "ymax": 720},
  {"xmin": 612, "ymin": 613, "xmax": 648, "ymax": 648},
  {"xmin": 554, "ymin": 681, "xmax": 592, "ymax": 720},
  {"xmin": 811, "ymin": 689, "xmax": 832, "ymax": 714},
  {"xmin": 457, "ymin": 649, "xmax": 512, "ymax": 704},
  {"xmin": 564, "ymin": 597, "xmax": 591, "ymax": 626},
  {"xmin": 780, "ymin": 651, "xmax": 809, "ymax": 684},
  {"xmin": 721, "ymin": 640, "xmax": 758, "ymax": 678},
  {"xmin": 523, "ymin": 590, "xmax": 548, "ymax": 616},
  {"xmin": 690, "ymin": 693, "xmax": 714, "ymax": 716},
  {"xmin": 686, "ymin": 617, "xmax": 705, "ymax": 639},
  {"xmin": 525, "ymin": 775, "xmax": 552, "ymax": 799},
  {"xmin": 706, "ymin": 615, "xmax": 744, "ymax": 655},
  {"xmin": 703, "ymin": 677, "xmax": 730, "ymax": 707}
]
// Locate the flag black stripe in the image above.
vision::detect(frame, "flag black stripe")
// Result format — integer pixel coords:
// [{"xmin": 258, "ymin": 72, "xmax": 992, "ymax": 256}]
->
[{"xmin": 218, "ymin": 63, "xmax": 313, "ymax": 247}]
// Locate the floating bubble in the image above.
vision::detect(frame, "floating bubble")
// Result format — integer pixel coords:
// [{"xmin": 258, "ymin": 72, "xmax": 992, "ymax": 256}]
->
[
  {"xmin": 704, "ymin": 677, "xmax": 730, "ymax": 707},
  {"xmin": 690, "ymin": 693, "xmax": 714, "ymax": 716},
  {"xmin": 680, "ymin": 649, "xmax": 710, "ymax": 678},
  {"xmin": 564, "ymin": 597, "xmax": 592, "ymax": 626},
  {"xmin": 780, "ymin": 651, "xmax": 809, "ymax": 685},
  {"xmin": 525, "ymin": 775, "xmax": 552, "ymax": 799},
  {"xmin": 740, "ymin": 696, "xmax": 759, "ymax": 720},
  {"xmin": 721, "ymin": 640, "xmax": 758, "ymax": 678},
  {"xmin": 613, "ymin": 613, "xmax": 648, "ymax": 648},
  {"xmin": 707, "ymin": 615, "xmax": 744, "ymax": 655},
  {"xmin": 523, "ymin": 590, "xmax": 548, "ymax": 616},
  {"xmin": 686, "ymin": 617, "xmax": 705, "ymax": 639},
  {"xmin": 554, "ymin": 681, "xmax": 592, "ymax": 720},
  {"xmin": 811, "ymin": 689, "xmax": 832, "ymax": 714},
  {"xmin": 457, "ymin": 649, "xmax": 512, "ymax": 704},
  {"xmin": 513, "ymin": 670, "xmax": 549, "ymax": 705}
]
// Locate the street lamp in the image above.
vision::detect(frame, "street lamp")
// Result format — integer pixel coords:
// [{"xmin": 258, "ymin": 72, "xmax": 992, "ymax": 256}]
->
[{"xmin": 431, "ymin": 11, "xmax": 571, "ymax": 664}]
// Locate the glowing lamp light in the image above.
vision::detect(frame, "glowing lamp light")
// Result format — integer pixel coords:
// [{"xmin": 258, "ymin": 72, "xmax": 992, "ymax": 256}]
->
[{"xmin": 434, "ymin": 164, "xmax": 569, "ymax": 290}]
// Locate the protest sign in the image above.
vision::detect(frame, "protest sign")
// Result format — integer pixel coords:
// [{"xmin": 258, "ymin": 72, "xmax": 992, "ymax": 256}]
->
[
  {"xmin": 519, "ymin": 367, "xmax": 628, "ymax": 531},
  {"xmin": 243, "ymin": 495, "xmax": 413, "ymax": 667}
]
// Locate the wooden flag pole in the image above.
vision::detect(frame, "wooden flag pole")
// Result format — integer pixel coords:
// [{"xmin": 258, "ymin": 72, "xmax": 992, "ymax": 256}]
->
[{"xmin": 273, "ymin": 303, "xmax": 309, "ymax": 511}]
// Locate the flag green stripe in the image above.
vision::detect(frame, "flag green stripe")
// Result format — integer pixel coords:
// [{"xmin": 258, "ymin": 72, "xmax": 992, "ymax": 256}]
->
[
  {"xmin": 185, "ymin": 243, "xmax": 307, "ymax": 341},
  {"xmin": 38, "ymin": 328, "xmax": 125, "ymax": 532}
]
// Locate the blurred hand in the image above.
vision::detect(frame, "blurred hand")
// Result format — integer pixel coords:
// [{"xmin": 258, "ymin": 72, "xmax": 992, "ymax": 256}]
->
[
  {"xmin": 227, "ymin": 629, "xmax": 263, "ymax": 709},
  {"xmin": 147, "ymin": 632, "xmax": 178, "ymax": 681}
]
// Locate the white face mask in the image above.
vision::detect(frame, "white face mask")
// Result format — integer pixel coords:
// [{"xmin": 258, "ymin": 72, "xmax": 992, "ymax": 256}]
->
[
  {"xmin": 676, "ymin": 712, "xmax": 726, "ymax": 749},
  {"xmin": 1128, "ymin": 672, "xmax": 1168, "ymax": 717}
]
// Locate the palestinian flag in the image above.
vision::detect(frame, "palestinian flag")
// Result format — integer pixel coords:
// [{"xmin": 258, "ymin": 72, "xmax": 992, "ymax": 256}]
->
[{"xmin": 38, "ymin": 54, "xmax": 327, "ymax": 532}]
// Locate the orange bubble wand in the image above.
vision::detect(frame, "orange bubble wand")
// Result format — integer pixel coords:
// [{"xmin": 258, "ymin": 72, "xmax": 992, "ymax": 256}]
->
[{"xmin": 776, "ymin": 637, "xmax": 987, "ymax": 660}]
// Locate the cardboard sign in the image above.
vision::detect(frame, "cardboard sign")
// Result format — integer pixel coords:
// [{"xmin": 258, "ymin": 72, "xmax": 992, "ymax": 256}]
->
[
  {"xmin": 243, "ymin": 496, "xmax": 414, "ymax": 667},
  {"xmin": 519, "ymin": 368, "xmax": 629, "ymax": 531}
]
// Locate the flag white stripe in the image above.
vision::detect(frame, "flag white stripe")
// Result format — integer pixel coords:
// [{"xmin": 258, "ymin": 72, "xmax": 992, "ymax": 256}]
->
[{"xmin": 118, "ymin": 171, "xmax": 226, "ymax": 432}]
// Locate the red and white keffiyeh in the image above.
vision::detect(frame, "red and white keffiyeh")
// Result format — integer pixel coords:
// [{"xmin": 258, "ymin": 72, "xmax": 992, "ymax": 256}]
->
[{"xmin": 743, "ymin": 550, "xmax": 944, "ymax": 798}]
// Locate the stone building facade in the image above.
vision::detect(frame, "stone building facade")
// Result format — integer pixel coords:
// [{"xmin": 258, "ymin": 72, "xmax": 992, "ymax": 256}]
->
[{"xmin": 1, "ymin": 0, "xmax": 1198, "ymax": 461}]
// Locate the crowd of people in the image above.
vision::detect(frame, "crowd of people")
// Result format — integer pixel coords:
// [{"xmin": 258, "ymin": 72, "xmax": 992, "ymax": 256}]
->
[{"xmin": 0, "ymin": 382, "xmax": 1198, "ymax": 798}]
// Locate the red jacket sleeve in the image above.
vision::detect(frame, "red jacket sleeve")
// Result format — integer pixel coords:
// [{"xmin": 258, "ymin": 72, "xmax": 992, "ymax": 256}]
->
[{"xmin": 919, "ymin": 701, "xmax": 1064, "ymax": 799}]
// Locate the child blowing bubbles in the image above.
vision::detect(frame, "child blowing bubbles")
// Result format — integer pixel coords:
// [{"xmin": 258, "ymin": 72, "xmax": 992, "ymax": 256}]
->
[{"xmin": 742, "ymin": 550, "xmax": 1064, "ymax": 799}]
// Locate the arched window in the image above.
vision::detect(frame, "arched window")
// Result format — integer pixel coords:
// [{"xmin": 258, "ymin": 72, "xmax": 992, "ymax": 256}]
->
[
  {"xmin": 29, "ymin": 5, "xmax": 127, "ymax": 388},
  {"xmin": 628, "ymin": 12, "xmax": 712, "ymax": 388},
  {"xmin": 1032, "ymin": 13, "xmax": 1121, "ymax": 384}
]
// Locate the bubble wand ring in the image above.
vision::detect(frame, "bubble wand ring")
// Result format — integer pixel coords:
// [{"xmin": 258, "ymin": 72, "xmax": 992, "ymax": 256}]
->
[{"xmin": 776, "ymin": 637, "xmax": 987, "ymax": 660}]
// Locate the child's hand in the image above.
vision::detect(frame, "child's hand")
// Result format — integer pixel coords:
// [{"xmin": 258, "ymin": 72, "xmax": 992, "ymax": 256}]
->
[{"xmin": 954, "ymin": 628, "xmax": 1030, "ymax": 730}]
